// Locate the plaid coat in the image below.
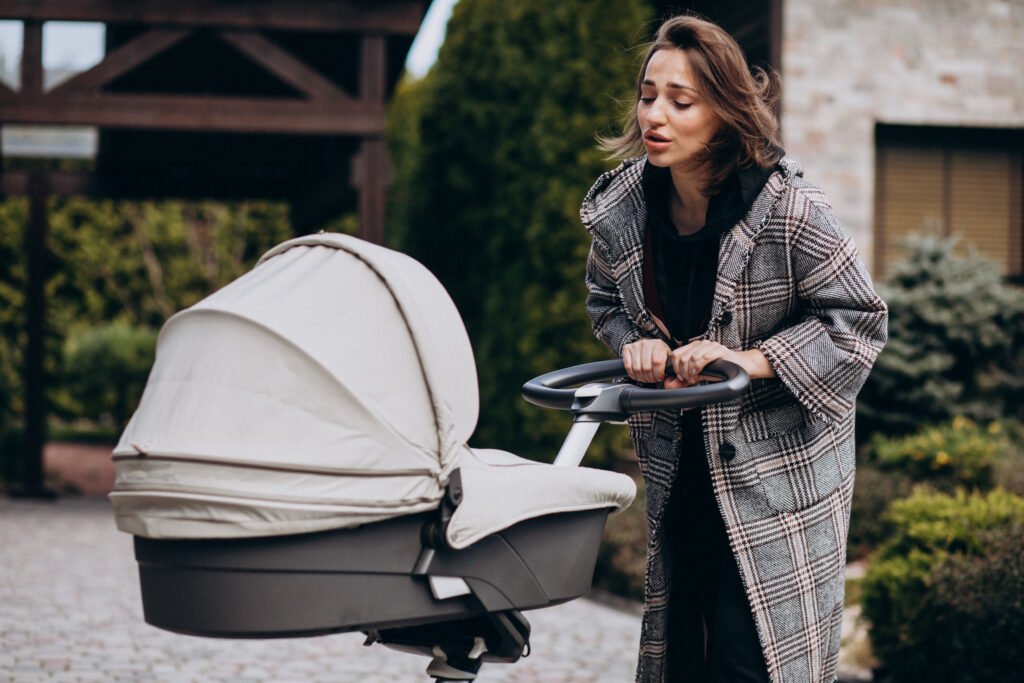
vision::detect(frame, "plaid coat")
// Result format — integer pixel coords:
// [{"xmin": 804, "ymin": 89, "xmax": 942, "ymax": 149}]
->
[{"xmin": 582, "ymin": 157, "xmax": 888, "ymax": 683}]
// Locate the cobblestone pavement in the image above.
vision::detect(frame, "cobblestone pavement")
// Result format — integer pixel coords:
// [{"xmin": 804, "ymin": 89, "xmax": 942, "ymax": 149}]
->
[{"xmin": 0, "ymin": 497, "xmax": 640, "ymax": 683}]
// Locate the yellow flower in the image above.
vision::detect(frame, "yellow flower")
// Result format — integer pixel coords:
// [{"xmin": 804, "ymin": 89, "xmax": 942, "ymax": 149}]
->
[
  {"xmin": 952, "ymin": 416, "xmax": 966, "ymax": 431},
  {"xmin": 935, "ymin": 451, "xmax": 951, "ymax": 466},
  {"xmin": 988, "ymin": 422, "xmax": 1002, "ymax": 435}
]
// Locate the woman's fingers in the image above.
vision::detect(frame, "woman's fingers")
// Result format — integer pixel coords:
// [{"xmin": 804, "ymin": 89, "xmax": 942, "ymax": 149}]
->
[
  {"xmin": 672, "ymin": 340, "xmax": 727, "ymax": 384},
  {"xmin": 623, "ymin": 339, "xmax": 671, "ymax": 383}
]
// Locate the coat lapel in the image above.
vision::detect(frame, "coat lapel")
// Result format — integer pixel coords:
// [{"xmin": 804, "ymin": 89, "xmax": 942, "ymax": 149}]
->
[
  {"xmin": 707, "ymin": 164, "xmax": 794, "ymax": 332},
  {"xmin": 599, "ymin": 160, "xmax": 661, "ymax": 339},
  {"xmin": 702, "ymin": 164, "xmax": 795, "ymax": 440}
]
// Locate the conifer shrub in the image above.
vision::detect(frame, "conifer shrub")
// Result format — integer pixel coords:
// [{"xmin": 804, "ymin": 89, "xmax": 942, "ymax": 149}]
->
[
  {"xmin": 858, "ymin": 235, "xmax": 1024, "ymax": 437},
  {"xmin": 388, "ymin": 0, "xmax": 651, "ymax": 462}
]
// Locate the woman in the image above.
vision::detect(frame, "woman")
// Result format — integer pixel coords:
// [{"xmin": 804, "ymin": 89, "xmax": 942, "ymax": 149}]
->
[{"xmin": 582, "ymin": 15, "xmax": 888, "ymax": 683}]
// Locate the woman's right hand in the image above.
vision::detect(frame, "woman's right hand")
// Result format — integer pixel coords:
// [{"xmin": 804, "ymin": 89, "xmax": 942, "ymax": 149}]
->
[{"xmin": 622, "ymin": 339, "xmax": 674, "ymax": 384}]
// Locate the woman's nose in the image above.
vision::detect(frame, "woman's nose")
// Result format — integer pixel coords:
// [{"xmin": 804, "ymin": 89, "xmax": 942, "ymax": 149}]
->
[{"xmin": 646, "ymin": 99, "xmax": 667, "ymax": 125}]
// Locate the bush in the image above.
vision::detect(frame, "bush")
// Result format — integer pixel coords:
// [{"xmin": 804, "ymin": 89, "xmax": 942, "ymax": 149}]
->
[
  {"xmin": 849, "ymin": 416, "xmax": 1018, "ymax": 561},
  {"xmin": 62, "ymin": 322, "xmax": 157, "ymax": 431},
  {"xmin": 866, "ymin": 416, "xmax": 1009, "ymax": 491},
  {"xmin": 848, "ymin": 460, "xmax": 915, "ymax": 560},
  {"xmin": 858, "ymin": 235, "xmax": 1024, "ymax": 437},
  {"xmin": 906, "ymin": 525, "xmax": 1024, "ymax": 683},
  {"xmin": 861, "ymin": 488, "xmax": 1024, "ymax": 681}
]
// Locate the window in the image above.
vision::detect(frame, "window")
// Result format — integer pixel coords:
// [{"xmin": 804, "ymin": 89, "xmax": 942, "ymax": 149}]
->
[{"xmin": 874, "ymin": 125, "xmax": 1023, "ymax": 280}]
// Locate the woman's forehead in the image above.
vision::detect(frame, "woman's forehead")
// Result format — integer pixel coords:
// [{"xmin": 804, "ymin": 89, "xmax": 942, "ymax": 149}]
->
[{"xmin": 643, "ymin": 49, "xmax": 697, "ymax": 93}]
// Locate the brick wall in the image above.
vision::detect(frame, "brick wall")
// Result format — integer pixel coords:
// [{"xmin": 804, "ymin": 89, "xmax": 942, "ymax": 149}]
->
[{"xmin": 780, "ymin": 0, "xmax": 1024, "ymax": 272}]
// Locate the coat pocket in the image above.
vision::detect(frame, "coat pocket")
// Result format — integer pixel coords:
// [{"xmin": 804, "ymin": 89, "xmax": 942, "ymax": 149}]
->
[
  {"xmin": 750, "ymin": 417, "xmax": 847, "ymax": 513},
  {"xmin": 738, "ymin": 379, "xmax": 809, "ymax": 442},
  {"xmin": 740, "ymin": 401, "xmax": 810, "ymax": 442}
]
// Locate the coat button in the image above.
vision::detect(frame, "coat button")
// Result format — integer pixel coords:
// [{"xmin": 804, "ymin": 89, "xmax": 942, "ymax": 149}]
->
[
  {"xmin": 719, "ymin": 441, "xmax": 736, "ymax": 462},
  {"xmin": 720, "ymin": 310, "xmax": 733, "ymax": 325}
]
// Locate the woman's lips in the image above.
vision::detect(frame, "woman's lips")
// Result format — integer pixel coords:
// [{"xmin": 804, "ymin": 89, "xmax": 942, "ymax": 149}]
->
[{"xmin": 643, "ymin": 131, "xmax": 672, "ymax": 152}]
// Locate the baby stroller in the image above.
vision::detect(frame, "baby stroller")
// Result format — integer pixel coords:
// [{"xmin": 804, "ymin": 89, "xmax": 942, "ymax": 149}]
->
[{"xmin": 111, "ymin": 234, "xmax": 748, "ymax": 681}]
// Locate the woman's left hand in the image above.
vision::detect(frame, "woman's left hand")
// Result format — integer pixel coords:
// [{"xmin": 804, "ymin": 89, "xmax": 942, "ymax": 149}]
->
[{"xmin": 665, "ymin": 340, "xmax": 771, "ymax": 389}]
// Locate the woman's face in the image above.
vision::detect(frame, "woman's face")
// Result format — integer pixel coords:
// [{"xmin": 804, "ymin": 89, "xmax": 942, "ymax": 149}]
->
[{"xmin": 637, "ymin": 48, "xmax": 718, "ymax": 169}]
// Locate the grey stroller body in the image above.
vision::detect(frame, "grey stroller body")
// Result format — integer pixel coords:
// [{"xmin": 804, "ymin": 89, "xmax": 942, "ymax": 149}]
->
[{"xmin": 112, "ymin": 234, "xmax": 746, "ymax": 680}]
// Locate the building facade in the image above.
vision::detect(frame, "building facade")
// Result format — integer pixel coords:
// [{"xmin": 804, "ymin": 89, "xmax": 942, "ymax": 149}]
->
[{"xmin": 780, "ymin": 0, "xmax": 1024, "ymax": 278}]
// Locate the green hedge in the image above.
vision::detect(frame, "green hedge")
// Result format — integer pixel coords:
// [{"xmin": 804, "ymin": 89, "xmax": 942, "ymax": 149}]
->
[
  {"xmin": 61, "ymin": 322, "xmax": 158, "ymax": 432},
  {"xmin": 0, "ymin": 197, "xmax": 293, "ymax": 433},
  {"xmin": 849, "ymin": 417, "xmax": 1024, "ymax": 561}
]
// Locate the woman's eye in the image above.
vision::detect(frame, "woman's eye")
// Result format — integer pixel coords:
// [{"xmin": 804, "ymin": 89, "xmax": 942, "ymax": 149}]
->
[
  {"xmin": 673, "ymin": 102, "xmax": 692, "ymax": 110},
  {"xmin": 639, "ymin": 97, "xmax": 655, "ymax": 105}
]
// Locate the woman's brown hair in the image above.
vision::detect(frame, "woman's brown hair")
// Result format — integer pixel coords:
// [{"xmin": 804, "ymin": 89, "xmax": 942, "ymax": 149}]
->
[{"xmin": 600, "ymin": 15, "xmax": 782, "ymax": 194}]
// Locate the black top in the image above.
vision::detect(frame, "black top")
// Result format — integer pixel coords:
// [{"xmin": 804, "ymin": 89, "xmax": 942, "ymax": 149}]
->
[
  {"xmin": 642, "ymin": 159, "xmax": 779, "ymax": 554},
  {"xmin": 642, "ymin": 161, "xmax": 777, "ymax": 344}
]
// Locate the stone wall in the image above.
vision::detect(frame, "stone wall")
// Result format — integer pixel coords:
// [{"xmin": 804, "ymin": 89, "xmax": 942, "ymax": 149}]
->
[{"xmin": 780, "ymin": 0, "xmax": 1024, "ymax": 273}]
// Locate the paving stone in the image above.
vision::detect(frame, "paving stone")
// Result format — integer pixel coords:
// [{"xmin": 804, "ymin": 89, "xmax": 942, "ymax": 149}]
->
[
  {"xmin": 0, "ymin": 498, "xmax": 641, "ymax": 682},
  {"xmin": 0, "ymin": 496, "xmax": 872, "ymax": 681}
]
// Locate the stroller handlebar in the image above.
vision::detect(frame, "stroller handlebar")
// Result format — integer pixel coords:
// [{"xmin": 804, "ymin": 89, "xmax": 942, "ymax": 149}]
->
[{"xmin": 522, "ymin": 359, "xmax": 749, "ymax": 417}]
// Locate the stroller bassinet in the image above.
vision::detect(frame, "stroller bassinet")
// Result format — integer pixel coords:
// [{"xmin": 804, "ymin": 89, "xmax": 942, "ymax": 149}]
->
[{"xmin": 112, "ymin": 234, "xmax": 747, "ymax": 681}]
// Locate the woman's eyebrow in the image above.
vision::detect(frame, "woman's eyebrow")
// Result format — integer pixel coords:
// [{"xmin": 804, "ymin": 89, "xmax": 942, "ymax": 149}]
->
[{"xmin": 641, "ymin": 78, "xmax": 697, "ymax": 93}]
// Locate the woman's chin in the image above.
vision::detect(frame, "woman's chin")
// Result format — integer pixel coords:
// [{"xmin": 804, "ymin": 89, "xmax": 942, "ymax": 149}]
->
[{"xmin": 645, "ymin": 153, "xmax": 675, "ymax": 167}]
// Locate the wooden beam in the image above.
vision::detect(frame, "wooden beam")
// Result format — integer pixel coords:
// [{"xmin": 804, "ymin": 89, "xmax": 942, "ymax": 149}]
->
[
  {"xmin": 351, "ymin": 137, "xmax": 392, "ymax": 244},
  {"xmin": 48, "ymin": 28, "xmax": 191, "ymax": 97},
  {"xmin": 2, "ymin": 169, "xmax": 97, "ymax": 196},
  {"xmin": 20, "ymin": 20, "xmax": 42, "ymax": 98},
  {"xmin": 361, "ymin": 34, "xmax": 386, "ymax": 104},
  {"xmin": 0, "ymin": 93, "xmax": 385, "ymax": 134},
  {"xmin": 219, "ymin": 30, "xmax": 354, "ymax": 103},
  {"xmin": 0, "ymin": 0, "xmax": 426, "ymax": 35},
  {"xmin": 20, "ymin": 169, "xmax": 49, "ymax": 496}
]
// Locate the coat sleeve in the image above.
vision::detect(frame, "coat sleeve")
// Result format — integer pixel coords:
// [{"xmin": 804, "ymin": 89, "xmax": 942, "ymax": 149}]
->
[
  {"xmin": 585, "ymin": 234, "xmax": 643, "ymax": 357},
  {"xmin": 755, "ymin": 194, "xmax": 888, "ymax": 424}
]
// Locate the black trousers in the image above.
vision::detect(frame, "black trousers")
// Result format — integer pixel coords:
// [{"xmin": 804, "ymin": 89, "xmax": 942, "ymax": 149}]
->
[{"xmin": 664, "ymin": 410, "xmax": 770, "ymax": 683}]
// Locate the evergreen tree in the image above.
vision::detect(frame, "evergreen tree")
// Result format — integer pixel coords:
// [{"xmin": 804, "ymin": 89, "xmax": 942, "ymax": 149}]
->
[{"xmin": 389, "ymin": 0, "xmax": 652, "ymax": 459}]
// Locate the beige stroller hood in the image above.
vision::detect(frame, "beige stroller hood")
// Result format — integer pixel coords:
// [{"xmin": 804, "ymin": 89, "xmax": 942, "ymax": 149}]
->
[{"xmin": 111, "ymin": 234, "xmax": 634, "ymax": 544}]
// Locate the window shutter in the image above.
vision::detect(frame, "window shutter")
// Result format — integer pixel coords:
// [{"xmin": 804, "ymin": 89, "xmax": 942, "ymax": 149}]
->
[
  {"xmin": 875, "ymin": 145, "xmax": 945, "ymax": 279},
  {"xmin": 949, "ymin": 149, "xmax": 1013, "ymax": 271},
  {"xmin": 875, "ymin": 136, "xmax": 1022, "ymax": 279}
]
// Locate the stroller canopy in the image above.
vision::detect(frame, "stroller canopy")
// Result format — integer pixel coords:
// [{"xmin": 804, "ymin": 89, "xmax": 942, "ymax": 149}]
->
[{"xmin": 112, "ymin": 234, "xmax": 634, "ymax": 546}]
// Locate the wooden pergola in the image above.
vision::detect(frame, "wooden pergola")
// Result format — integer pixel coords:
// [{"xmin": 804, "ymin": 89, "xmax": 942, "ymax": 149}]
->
[{"xmin": 0, "ymin": 0, "xmax": 432, "ymax": 496}]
